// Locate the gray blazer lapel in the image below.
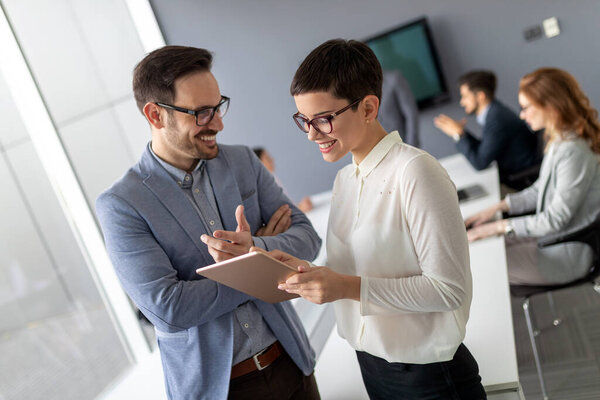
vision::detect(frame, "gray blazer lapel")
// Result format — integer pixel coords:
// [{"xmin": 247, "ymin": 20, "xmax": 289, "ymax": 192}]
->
[
  {"xmin": 206, "ymin": 153, "xmax": 243, "ymax": 232},
  {"xmin": 139, "ymin": 148, "xmax": 210, "ymax": 255}
]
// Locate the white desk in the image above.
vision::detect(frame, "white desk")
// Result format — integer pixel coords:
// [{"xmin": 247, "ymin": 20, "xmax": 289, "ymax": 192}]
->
[
  {"xmin": 312, "ymin": 154, "xmax": 523, "ymax": 399},
  {"xmin": 441, "ymin": 154, "xmax": 522, "ymax": 398}
]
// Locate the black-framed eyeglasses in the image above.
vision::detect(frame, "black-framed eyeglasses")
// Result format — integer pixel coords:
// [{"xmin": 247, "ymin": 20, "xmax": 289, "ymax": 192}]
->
[
  {"xmin": 292, "ymin": 98, "xmax": 361, "ymax": 134},
  {"xmin": 155, "ymin": 96, "xmax": 230, "ymax": 126}
]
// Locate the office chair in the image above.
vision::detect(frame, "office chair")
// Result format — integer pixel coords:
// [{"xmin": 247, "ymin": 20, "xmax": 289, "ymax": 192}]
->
[
  {"xmin": 504, "ymin": 129, "xmax": 544, "ymax": 191},
  {"xmin": 503, "ymin": 162, "xmax": 542, "ymax": 191},
  {"xmin": 510, "ymin": 217, "xmax": 600, "ymax": 400}
]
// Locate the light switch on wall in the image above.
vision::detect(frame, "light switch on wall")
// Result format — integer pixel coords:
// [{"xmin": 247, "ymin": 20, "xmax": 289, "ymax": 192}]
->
[{"xmin": 543, "ymin": 17, "xmax": 560, "ymax": 38}]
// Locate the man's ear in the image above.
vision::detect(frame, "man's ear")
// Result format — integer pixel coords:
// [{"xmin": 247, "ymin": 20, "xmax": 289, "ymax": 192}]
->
[
  {"xmin": 362, "ymin": 95, "xmax": 380, "ymax": 122},
  {"xmin": 143, "ymin": 102, "xmax": 166, "ymax": 129},
  {"xmin": 475, "ymin": 90, "xmax": 488, "ymax": 104}
]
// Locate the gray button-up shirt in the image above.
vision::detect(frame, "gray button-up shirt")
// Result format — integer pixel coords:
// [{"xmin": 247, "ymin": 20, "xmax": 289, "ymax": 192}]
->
[{"xmin": 150, "ymin": 145, "xmax": 276, "ymax": 364}]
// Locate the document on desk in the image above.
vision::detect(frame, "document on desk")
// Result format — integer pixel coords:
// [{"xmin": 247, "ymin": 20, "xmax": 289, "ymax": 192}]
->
[{"xmin": 196, "ymin": 251, "xmax": 300, "ymax": 303}]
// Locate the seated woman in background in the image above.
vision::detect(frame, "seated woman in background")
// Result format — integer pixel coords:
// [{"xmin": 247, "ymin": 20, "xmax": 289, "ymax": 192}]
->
[
  {"xmin": 466, "ymin": 67, "xmax": 600, "ymax": 285},
  {"xmin": 253, "ymin": 147, "xmax": 313, "ymax": 212}
]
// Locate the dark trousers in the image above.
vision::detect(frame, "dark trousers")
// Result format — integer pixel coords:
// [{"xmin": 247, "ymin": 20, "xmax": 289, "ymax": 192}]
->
[
  {"xmin": 356, "ymin": 343, "xmax": 487, "ymax": 400},
  {"xmin": 228, "ymin": 350, "xmax": 320, "ymax": 400}
]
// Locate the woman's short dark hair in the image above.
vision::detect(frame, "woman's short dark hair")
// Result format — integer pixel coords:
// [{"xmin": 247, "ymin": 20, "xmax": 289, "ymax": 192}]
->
[
  {"xmin": 133, "ymin": 45, "xmax": 213, "ymax": 113},
  {"xmin": 457, "ymin": 70, "xmax": 497, "ymax": 100},
  {"xmin": 290, "ymin": 39, "xmax": 383, "ymax": 109}
]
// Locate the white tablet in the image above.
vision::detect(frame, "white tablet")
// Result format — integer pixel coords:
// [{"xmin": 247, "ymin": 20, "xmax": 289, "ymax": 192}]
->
[{"xmin": 196, "ymin": 251, "xmax": 300, "ymax": 303}]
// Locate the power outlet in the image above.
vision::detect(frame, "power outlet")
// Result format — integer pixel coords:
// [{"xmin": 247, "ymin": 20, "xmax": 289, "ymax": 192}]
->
[
  {"xmin": 543, "ymin": 17, "xmax": 560, "ymax": 38},
  {"xmin": 524, "ymin": 25, "xmax": 543, "ymax": 41}
]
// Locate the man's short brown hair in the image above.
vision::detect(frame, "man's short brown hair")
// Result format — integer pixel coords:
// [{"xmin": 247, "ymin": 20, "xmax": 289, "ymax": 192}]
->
[
  {"xmin": 457, "ymin": 70, "xmax": 496, "ymax": 100},
  {"xmin": 132, "ymin": 45, "xmax": 213, "ymax": 113}
]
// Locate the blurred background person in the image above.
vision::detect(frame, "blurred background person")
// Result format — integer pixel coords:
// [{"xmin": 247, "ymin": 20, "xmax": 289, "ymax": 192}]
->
[
  {"xmin": 253, "ymin": 147, "xmax": 313, "ymax": 212},
  {"xmin": 434, "ymin": 70, "xmax": 542, "ymax": 193},
  {"xmin": 465, "ymin": 67, "xmax": 600, "ymax": 285},
  {"xmin": 378, "ymin": 69, "xmax": 420, "ymax": 147}
]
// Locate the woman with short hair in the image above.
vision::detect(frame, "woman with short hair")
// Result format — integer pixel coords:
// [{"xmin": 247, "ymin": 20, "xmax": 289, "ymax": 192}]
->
[{"xmin": 266, "ymin": 39, "xmax": 486, "ymax": 399}]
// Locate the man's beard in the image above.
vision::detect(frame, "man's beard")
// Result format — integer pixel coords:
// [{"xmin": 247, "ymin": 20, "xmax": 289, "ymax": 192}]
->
[
  {"xmin": 165, "ymin": 121, "xmax": 220, "ymax": 161},
  {"xmin": 193, "ymin": 129, "xmax": 219, "ymax": 160},
  {"xmin": 466, "ymin": 100, "xmax": 479, "ymax": 116}
]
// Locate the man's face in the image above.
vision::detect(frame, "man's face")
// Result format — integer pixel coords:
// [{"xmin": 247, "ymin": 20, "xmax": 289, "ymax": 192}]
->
[
  {"xmin": 158, "ymin": 71, "xmax": 224, "ymax": 170},
  {"xmin": 459, "ymin": 84, "xmax": 479, "ymax": 115}
]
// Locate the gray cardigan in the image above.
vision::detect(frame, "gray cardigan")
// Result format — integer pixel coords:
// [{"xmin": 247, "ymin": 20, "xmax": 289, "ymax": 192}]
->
[{"xmin": 506, "ymin": 137, "xmax": 600, "ymax": 283}]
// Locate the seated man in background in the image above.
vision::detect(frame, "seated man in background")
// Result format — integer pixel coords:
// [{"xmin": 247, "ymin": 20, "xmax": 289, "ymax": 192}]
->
[{"xmin": 434, "ymin": 70, "xmax": 542, "ymax": 191}]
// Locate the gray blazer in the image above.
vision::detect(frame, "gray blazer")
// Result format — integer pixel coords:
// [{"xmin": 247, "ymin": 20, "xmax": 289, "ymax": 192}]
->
[
  {"xmin": 96, "ymin": 144, "xmax": 321, "ymax": 399},
  {"xmin": 507, "ymin": 137, "xmax": 600, "ymax": 283}
]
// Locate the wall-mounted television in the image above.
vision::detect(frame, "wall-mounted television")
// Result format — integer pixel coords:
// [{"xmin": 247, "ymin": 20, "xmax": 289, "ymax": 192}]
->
[{"xmin": 364, "ymin": 17, "xmax": 449, "ymax": 110}]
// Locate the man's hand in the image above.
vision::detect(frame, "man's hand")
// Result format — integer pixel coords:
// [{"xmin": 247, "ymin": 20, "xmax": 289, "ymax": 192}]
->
[
  {"xmin": 255, "ymin": 204, "xmax": 292, "ymax": 236},
  {"xmin": 433, "ymin": 114, "xmax": 466, "ymax": 138},
  {"xmin": 201, "ymin": 205, "xmax": 253, "ymax": 262}
]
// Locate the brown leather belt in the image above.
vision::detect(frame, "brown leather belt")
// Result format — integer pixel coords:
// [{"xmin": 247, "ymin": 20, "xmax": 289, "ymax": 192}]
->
[{"xmin": 230, "ymin": 341, "xmax": 283, "ymax": 379}]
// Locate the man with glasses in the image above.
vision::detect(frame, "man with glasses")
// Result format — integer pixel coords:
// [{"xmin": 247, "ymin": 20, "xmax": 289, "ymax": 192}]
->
[{"xmin": 95, "ymin": 45, "xmax": 321, "ymax": 400}]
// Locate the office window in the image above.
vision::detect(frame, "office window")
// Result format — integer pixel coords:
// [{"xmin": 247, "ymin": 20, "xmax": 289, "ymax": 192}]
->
[{"xmin": 0, "ymin": 73, "xmax": 131, "ymax": 400}]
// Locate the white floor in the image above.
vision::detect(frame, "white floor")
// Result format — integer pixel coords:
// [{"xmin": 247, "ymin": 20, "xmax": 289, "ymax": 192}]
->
[
  {"xmin": 98, "ymin": 325, "xmax": 367, "ymax": 400},
  {"xmin": 97, "ymin": 351, "xmax": 165, "ymax": 400},
  {"xmin": 99, "ymin": 325, "xmax": 521, "ymax": 400}
]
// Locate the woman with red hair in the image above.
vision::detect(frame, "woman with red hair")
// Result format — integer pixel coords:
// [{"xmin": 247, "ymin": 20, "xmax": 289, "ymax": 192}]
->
[{"xmin": 466, "ymin": 67, "xmax": 600, "ymax": 285}]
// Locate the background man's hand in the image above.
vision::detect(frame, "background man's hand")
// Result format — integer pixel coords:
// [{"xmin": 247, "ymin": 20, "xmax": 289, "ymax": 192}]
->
[
  {"xmin": 201, "ymin": 205, "xmax": 253, "ymax": 262},
  {"xmin": 434, "ymin": 114, "xmax": 467, "ymax": 138},
  {"xmin": 297, "ymin": 196, "xmax": 313, "ymax": 213},
  {"xmin": 255, "ymin": 204, "xmax": 291, "ymax": 236}
]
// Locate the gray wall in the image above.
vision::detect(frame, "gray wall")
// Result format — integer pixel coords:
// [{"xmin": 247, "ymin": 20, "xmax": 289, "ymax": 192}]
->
[{"xmin": 150, "ymin": 0, "xmax": 600, "ymax": 202}]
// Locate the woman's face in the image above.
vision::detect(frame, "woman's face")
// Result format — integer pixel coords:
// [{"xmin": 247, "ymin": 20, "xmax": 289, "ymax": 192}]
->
[
  {"xmin": 293, "ymin": 91, "xmax": 364, "ymax": 163},
  {"xmin": 519, "ymin": 93, "xmax": 548, "ymax": 131}
]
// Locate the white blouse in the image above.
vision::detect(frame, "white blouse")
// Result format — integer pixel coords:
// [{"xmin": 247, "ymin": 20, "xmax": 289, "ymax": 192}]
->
[{"xmin": 327, "ymin": 131, "xmax": 472, "ymax": 364}]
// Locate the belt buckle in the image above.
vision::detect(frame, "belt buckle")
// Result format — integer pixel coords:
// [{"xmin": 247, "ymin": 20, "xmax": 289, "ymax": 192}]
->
[{"xmin": 252, "ymin": 346, "xmax": 269, "ymax": 371}]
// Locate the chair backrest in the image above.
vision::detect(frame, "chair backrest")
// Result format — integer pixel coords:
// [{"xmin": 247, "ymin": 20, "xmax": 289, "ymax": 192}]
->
[
  {"xmin": 511, "ymin": 217, "xmax": 600, "ymax": 297},
  {"xmin": 542, "ymin": 217, "xmax": 600, "ymax": 277},
  {"xmin": 580, "ymin": 217, "xmax": 600, "ymax": 278},
  {"xmin": 504, "ymin": 162, "xmax": 542, "ymax": 191}
]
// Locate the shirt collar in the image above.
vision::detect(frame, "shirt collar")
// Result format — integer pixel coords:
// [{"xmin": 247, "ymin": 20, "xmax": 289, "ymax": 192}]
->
[
  {"xmin": 476, "ymin": 103, "xmax": 491, "ymax": 126},
  {"xmin": 352, "ymin": 131, "xmax": 402, "ymax": 178},
  {"xmin": 148, "ymin": 142, "xmax": 203, "ymax": 185}
]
